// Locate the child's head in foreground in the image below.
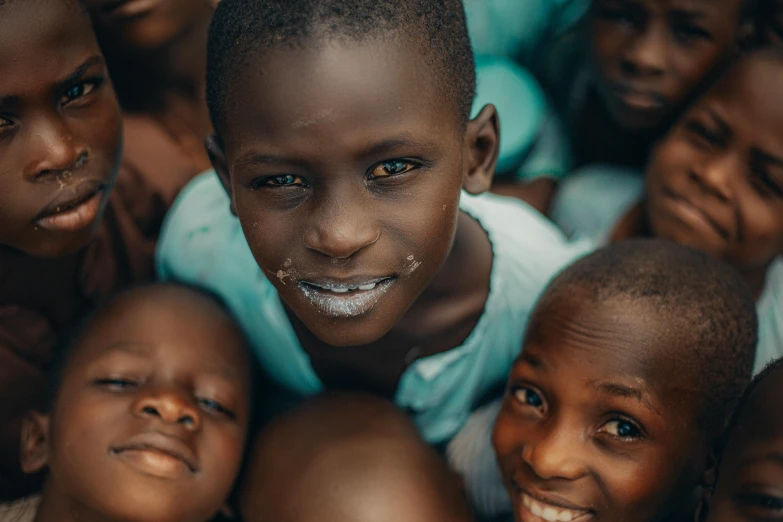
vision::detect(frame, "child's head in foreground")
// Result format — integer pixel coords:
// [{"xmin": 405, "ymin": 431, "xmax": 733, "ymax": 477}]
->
[
  {"xmin": 0, "ymin": 0, "xmax": 122, "ymax": 258},
  {"xmin": 587, "ymin": 0, "xmax": 757, "ymax": 134},
  {"xmin": 19, "ymin": 284, "xmax": 253, "ymax": 522},
  {"xmin": 703, "ymin": 357, "xmax": 783, "ymax": 522},
  {"xmin": 493, "ymin": 239, "xmax": 758, "ymax": 522},
  {"xmin": 204, "ymin": 0, "xmax": 498, "ymax": 347},
  {"xmin": 643, "ymin": 47, "xmax": 783, "ymax": 296},
  {"xmin": 239, "ymin": 392, "xmax": 474, "ymax": 522}
]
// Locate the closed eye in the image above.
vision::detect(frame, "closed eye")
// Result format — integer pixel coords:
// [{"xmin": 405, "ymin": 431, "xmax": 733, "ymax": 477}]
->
[
  {"xmin": 684, "ymin": 119, "xmax": 722, "ymax": 149},
  {"xmin": 94, "ymin": 377, "xmax": 139, "ymax": 391},
  {"xmin": 672, "ymin": 22, "xmax": 712, "ymax": 43},
  {"xmin": 197, "ymin": 398, "xmax": 237, "ymax": 420}
]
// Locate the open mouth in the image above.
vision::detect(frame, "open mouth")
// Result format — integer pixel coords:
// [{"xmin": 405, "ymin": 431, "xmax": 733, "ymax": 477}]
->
[
  {"xmin": 520, "ymin": 492, "xmax": 593, "ymax": 522},
  {"xmin": 34, "ymin": 183, "xmax": 106, "ymax": 233},
  {"xmin": 298, "ymin": 277, "xmax": 396, "ymax": 317}
]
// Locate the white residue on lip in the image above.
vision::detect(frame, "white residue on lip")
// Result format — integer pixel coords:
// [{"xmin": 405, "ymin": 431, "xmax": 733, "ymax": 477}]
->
[
  {"xmin": 298, "ymin": 279, "xmax": 393, "ymax": 318},
  {"xmin": 274, "ymin": 259, "xmax": 297, "ymax": 285},
  {"xmin": 402, "ymin": 254, "xmax": 421, "ymax": 277}
]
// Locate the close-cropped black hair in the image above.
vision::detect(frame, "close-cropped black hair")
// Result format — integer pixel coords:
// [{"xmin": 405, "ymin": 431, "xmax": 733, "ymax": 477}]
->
[
  {"xmin": 533, "ymin": 239, "xmax": 758, "ymax": 434},
  {"xmin": 205, "ymin": 0, "xmax": 476, "ymax": 139}
]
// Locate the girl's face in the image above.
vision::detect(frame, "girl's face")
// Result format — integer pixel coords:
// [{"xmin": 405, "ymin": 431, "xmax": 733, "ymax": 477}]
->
[
  {"xmin": 645, "ymin": 52, "xmax": 783, "ymax": 279},
  {"xmin": 705, "ymin": 368, "xmax": 783, "ymax": 522}
]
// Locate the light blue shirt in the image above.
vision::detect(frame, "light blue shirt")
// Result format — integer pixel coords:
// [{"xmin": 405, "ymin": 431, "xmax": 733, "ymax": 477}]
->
[
  {"xmin": 551, "ymin": 164, "xmax": 783, "ymax": 374},
  {"xmin": 156, "ymin": 172, "xmax": 594, "ymax": 443}
]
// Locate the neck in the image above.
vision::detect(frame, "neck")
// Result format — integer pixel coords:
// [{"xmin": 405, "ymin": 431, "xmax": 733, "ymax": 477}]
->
[
  {"xmin": 102, "ymin": 10, "xmax": 212, "ymax": 136},
  {"xmin": 34, "ymin": 481, "xmax": 114, "ymax": 522}
]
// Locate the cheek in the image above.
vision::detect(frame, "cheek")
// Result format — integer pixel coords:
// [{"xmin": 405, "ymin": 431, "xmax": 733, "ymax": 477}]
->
[
  {"xmin": 735, "ymin": 199, "xmax": 783, "ymax": 260},
  {"xmin": 202, "ymin": 424, "xmax": 246, "ymax": 487},
  {"xmin": 492, "ymin": 406, "xmax": 524, "ymax": 471},
  {"xmin": 646, "ymin": 139, "xmax": 691, "ymax": 190}
]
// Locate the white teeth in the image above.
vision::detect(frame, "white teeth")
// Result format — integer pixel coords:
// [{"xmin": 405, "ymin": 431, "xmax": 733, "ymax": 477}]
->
[
  {"xmin": 520, "ymin": 493, "xmax": 586, "ymax": 522},
  {"xmin": 329, "ymin": 287, "xmax": 349, "ymax": 293},
  {"xmin": 358, "ymin": 283, "xmax": 377, "ymax": 291}
]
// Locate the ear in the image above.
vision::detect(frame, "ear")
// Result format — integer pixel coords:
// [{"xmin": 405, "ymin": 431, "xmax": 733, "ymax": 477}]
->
[
  {"xmin": 207, "ymin": 135, "xmax": 238, "ymax": 216},
  {"xmin": 462, "ymin": 104, "xmax": 499, "ymax": 196},
  {"xmin": 20, "ymin": 411, "xmax": 50, "ymax": 474}
]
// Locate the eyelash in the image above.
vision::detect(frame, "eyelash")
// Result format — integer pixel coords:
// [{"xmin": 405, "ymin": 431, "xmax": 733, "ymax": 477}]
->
[
  {"xmin": 60, "ymin": 77, "xmax": 105, "ymax": 106},
  {"xmin": 672, "ymin": 24, "xmax": 712, "ymax": 43},
  {"xmin": 684, "ymin": 120, "xmax": 722, "ymax": 149},
  {"xmin": 249, "ymin": 158, "xmax": 423, "ymax": 190},
  {"xmin": 737, "ymin": 492, "xmax": 783, "ymax": 513}
]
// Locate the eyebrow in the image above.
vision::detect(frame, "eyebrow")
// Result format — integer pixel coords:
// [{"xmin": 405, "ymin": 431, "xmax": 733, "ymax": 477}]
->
[
  {"xmin": 518, "ymin": 352, "xmax": 546, "ymax": 370},
  {"xmin": 706, "ymin": 109, "xmax": 732, "ymax": 137},
  {"xmin": 595, "ymin": 382, "xmax": 644, "ymax": 401}
]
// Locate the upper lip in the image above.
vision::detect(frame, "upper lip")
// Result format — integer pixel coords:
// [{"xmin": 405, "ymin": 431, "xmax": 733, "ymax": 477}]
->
[
  {"xmin": 300, "ymin": 276, "xmax": 394, "ymax": 290},
  {"xmin": 610, "ymin": 82, "xmax": 666, "ymax": 108},
  {"xmin": 34, "ymin": 179, "xmax": 105, "ymax": 222},
  {"xmin": 665, "ymin": 189, "xmax": 732, "ymax": 240},
  {"xmin": 111, "ymin": 431, "xmax": 199, "ymax": 473}
]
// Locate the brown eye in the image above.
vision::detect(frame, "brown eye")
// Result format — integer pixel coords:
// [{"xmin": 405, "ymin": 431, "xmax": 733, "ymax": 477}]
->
[
  {"xmin": 265, "ymin": 174, "xmax": 306, "ymax": 187},
  {"xmin": 60, "ymin": 79, "xmax": 102, "ymax": 105},
  {"xmin": 369, "ymin": 160, "xmax": 417, "ymax": 179}
]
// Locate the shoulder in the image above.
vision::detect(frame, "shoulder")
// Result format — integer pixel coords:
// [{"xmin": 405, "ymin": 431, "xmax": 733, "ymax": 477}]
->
[
  {"xmin": 550, "ymin": 164, "xmax": 645, "ymax": 243},
  {"xmin": 755, "ymin": 258, "xmax": 783, "ymax": 373},
  {"xmin": 156, "ymin": 171, "xmax": 257, "ymax": 288}
]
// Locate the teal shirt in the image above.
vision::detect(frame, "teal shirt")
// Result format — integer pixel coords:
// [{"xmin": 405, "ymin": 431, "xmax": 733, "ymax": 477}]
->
[{"xmin": 156, "ymin": 172, "xmax": 594, "ymax": 443}]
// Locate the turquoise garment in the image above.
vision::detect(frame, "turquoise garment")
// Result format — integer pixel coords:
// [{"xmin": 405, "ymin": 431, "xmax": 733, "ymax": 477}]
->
[
  {"xmin": 156, "ymin": 172, "xmax": 594, "ymax": 444},
  {"xmin": 466, "ymin": 0, "xmax": 590, "ymax": 180},
  {"xmin": 551, "ymin": 164, "xmax": 783, "ymax": 374}
]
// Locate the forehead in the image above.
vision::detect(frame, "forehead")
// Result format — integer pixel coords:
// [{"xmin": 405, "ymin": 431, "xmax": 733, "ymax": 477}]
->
[
  {"xmin": 0, "ymin": 0, "xmax": 97, "ymax": 85},
  {"xmin": 221, "ymin": 37, "xmax": 459, "ymax": 152}
]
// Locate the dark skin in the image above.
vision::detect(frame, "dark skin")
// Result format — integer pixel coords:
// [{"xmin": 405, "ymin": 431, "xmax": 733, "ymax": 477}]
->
[
  {"xmin": 0, "ymin": 0, "xmax": 122, "ymax": 258},
  {"xmin": 81, "ymin": 0, "xmax": 215, "ymax": 168},
  {"xmin": 493, "ymin": 289, "xmax": 713, "ymax": 522},
  {"xmin": 19, "ymin": 285, "xmax": 252, "ymax": 522},
  {"xmin": 704, "ymin": 365, "xmax": 783, "ymax": 522},
  {"xmin": 240, "ymin": 393, "xmax": 474, "ymax": 522},
  {"xmin": 210, "ymin": 37, "xmax": 498, "ymax": 397},
  {"xmin": 613, "ymin": 51, "xmax": 783, "ymax": 298}
]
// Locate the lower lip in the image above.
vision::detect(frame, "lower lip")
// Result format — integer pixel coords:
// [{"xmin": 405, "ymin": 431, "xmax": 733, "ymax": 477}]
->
[
  {"xmin": 665, "ymin": 195, "xmax": 723, "ymax": 238},
  {"xmin": 518, "ymin": 492, "xmax": 592, "ymax": 522},
  {"xmin": 298, "ymin": 278, "xmax": 395, "ymax": 318},
  {"xmin": 111, "ymin": 448, "xmax": 193, "ymax": 480},
  {"xmin": 35, "ymin": 191, "xmax": 103, "ymax": 233},
  {"xmin": 613, "ymin": 89, "xmax": 664, "ymax": 112}
]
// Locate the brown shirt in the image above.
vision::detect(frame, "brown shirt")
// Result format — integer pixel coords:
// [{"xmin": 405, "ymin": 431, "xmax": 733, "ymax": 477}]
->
[{"xmin": 0, "ymin": 115, "xmax": 202, "ymax": 501}]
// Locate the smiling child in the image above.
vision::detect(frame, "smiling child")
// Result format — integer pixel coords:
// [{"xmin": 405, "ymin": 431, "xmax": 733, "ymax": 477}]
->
[
  {"xmin": 7, "ymin": 284, "xmax": 253, "ymax": 522},
  {"xmin": 240, "ymin": 392, "xmax": 474, "ymax": 522},
  {"xmin": 157, "ymin": 0, "xmax": 593, "ymax": 445},
  {"xmin": 701, "ymin": 357, "xmax": 783, "ymax": 522},
  {"xmin": 553, "ymin": 47, "xmax": 783, "ymax": 373},
  {"xmin": 492, "ymin": 239, "xmax": 757, "ymax": 522}
]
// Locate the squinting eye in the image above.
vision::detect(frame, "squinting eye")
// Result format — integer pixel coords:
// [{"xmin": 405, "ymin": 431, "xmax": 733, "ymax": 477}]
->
[
  {"xmin": 264, "ymin": 174, "xmax": 306, "ymax": 187},
  {"xmin": 673, "ymin": 24, "xmax": 711, "ymax": 43},
  {"xmin": 61, "ymin": 81, "xmax": 99, "ymax": 105},
  {"xmin": 601, "ymin": 419, "xmax": 642, "ymax": 439},
  {"xmin": 94, "ymin": 378, "xmax": 138, "ymax": 391},
  {"xmin": 738, "ymin": 493, "xmax": 783, "ymax": 512},
  {"xmin": 369, "ymin": 160, "xmax": 417, "ymax": 179},
  {"xmin": 513, "ymin": 387, "xmax": 544, "ymax": 409},
  {"xmin": 198, "ymin": 398, "xmax": 236, "ymax": 419},
  {"xmin": 0, "ymin": 116, "xmax": 12, "ymax": 129}
]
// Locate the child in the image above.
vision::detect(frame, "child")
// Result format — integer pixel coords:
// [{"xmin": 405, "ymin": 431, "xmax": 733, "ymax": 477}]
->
[
  {"xmin": 700, "ymin": 357, "xmax": 783, "ymax": 522},
  {"xmin": 2, "ymin": 284, "xmax": 253, "ymax": 522},
  {"xmin": 239, "ymin": 392, "xmax": 474, "ymax": 522},
  {"xmin": 157, "ymin": 0, "xmax": 594, "ymax": 447},
  {"xmin": 463, "ymin": 240, "xmax": 756, "ymax": 522},
  {"xmin": 466, "ymin": 0, "xmax": 757, "ymax": 213},
  {"xmin": 552, "ymin": 47, "xmax": 783, "ymax": 373},
  {"xmin": 81, "ymin": 0, "xmax": 216, "ymax": 177},
  {"xmin": 0, "ymin": 0, "xmax": 155, "ymax": 499}
]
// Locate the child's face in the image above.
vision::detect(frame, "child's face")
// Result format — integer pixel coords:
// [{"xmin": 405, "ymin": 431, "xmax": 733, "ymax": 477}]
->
[
  {"xmin": 705, "ymin": 368, "xmax": 783, "ymax": 522},
  {"xmin": 83, "ymin": 0, "xmax": 213, "ymax": 52},
  {"xmin": 493, "ymin": 293, "xmax": 709, "ymax": 522},
  {"xmin": 0, "ymin": 0, "xmax": 121, "ymax": 258},
  {"xmin": 212, "ymin": 39, "xmax": 492, "ymax": 347},
  {"xmin": 589, "ymin": 0, "xmax": 744, "ymax": 132},
  {"xmin": 645, "ymin": 54, "xmax": 783, "ymax": 275},
  {"xmin": 32, "ymin": 290, "xmax": 251, "ymax": 522}
]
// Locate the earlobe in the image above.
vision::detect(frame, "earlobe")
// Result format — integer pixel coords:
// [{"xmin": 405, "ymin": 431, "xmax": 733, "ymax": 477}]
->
[
  {"xmin": 462, "ymin": 104, "xmax": 499, "ymax": 195},
  {"xmin": 206, "ymin": 135, "xmax": 238, "ymax": 216},
  {"xmin": 20, "ymin": 411, "xmax": 50, "ymax": 475}
]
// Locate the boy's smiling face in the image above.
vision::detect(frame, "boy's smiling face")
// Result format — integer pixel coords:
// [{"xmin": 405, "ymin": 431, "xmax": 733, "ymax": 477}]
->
[
  {"xmin": 645, "ymin": 52, "xmax": 783, "ymax": 279},
  {"xmin": 493, "ymin": 290, "xmax": 709, "ymax": 522},
  {"xmin": 211, "ymin": 37, "xmax": 494, "ymax": 347},
  {"xmin": 23, "ymin": 287, "xmax": 251, "ymax": 522},
  {"xmin": 589, "ymin": 0, "xmax": 745, "ymax": 132},
  {"xmin": 0, "ymin": 0, "xmax": 122, "ymax": 258},
  {"xmin": 706, "ymin": 366, "xmax": 783, "ymax": 522}
]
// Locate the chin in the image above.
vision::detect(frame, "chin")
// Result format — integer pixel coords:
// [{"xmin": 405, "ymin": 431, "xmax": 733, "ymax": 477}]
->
[{"xmin": 309, "ymin": 318, "xmax": 396, "ymax": 347}]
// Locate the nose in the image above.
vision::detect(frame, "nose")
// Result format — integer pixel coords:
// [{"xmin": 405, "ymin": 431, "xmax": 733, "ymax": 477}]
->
[
  {"xmin": 24, "ymin": 113, "xmax": 88, "ymax": 180},
  {"xmin": 621, "ymin": 25, "xmax": 667, "ymax": 77},
  {"xmin": 521, "ymin": 421, "xmax": 588, "ymax": 481},
  {"xmin": 690, "ymin": 153, "xmax": 737, "ymax": 203},
  {"xmin": 303, "ymin": 194, "xmax": 380, "ymax": 259},
  {"xmin": 132, "ymin": 387, "xmax": 201, "ymax": 431}
]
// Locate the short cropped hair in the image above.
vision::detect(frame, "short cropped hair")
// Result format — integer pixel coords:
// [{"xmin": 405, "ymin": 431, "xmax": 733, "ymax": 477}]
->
[
  {"xmin": 206, "ymin": 0, "xmax": 476, "ymax": 137},
  {"xmin": 534, "ymin": 239, "xmax": 758, "ymax": 433}
]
